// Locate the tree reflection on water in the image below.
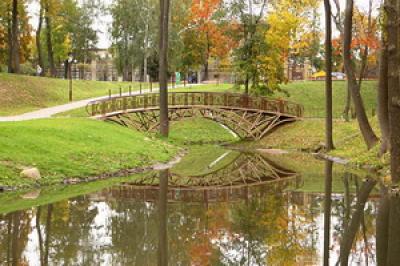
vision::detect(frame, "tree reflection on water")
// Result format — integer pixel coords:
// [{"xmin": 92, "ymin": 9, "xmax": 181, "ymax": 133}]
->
[{"xmin": 0, "ymin": 152, "xmax": 392, "ymax": 265}]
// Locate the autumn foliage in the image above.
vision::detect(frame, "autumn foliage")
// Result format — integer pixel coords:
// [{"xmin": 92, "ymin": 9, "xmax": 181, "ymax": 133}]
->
[{"xmin": 180, "ymin": 0, "xmax": 237, "ymax": 74}]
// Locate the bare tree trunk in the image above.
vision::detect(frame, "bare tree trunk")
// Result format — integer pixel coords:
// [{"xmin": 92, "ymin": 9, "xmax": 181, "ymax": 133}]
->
[
  {"xmin": 7, "ymin": 2, "xmax": 13, "ymax": 73},
  {"xmin": 144, "ymin": 22, "xmax": 149, "ymax": 83},
  {"xmin": 378, "ymin": 3, "xmax": 390, "ymax": 155},
  {"xmin": 387, "ymin": 0, "xmax": 400, "ymax": 183},
  {"xmin": 343, "ymin": 0, "xmax": 379, "ymax": 149},
  {"xmin": 36, "ymin": 0, "xmax": 44, "ymax": 73},
  {"xmin": 244, "ymin": 73, "xmax": 249, "ymax": 95},
  {"xmin": 325, "ymin": 0, "xmax": 334, "ymax": 151},
  {"xmin": 45, "ymin": 0, "xmax": 56, "ymax": 77},
  {"xmin": 204, "ymin": 59, "xmax": 209, "ymax": 82},
  {"xmin": 10, "ymin": 0, "xmax": 20, "ymax": 73},
  {"xmin": 203, "ymin": 32, "xmax": 210, "ymax": 81},
  {"xmin": 343, "ymin": 84, "xmax": 352, "ymax": 121},
  {"xmin": 159, "ymin": 0, "xmax": 170, "ymax": 137},
  {"xmin": 357, "ymin": 0, "xmax": 373, "ymax": 88}
]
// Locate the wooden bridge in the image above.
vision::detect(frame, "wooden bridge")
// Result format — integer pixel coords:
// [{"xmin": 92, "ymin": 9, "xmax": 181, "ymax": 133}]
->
[{"xmin": 87, "ymin": 92, "xmax": 304, "ymax": 140}]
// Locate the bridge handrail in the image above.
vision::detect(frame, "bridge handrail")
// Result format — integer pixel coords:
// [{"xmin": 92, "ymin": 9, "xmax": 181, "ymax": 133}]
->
[{"xmin": 86, "ymin": 92, "xmax": 304, "ymax": 118}]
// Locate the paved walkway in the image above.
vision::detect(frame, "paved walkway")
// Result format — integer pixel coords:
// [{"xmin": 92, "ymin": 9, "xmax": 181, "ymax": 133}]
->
[{"xmin": 0, "ymin": 84, "xmax": 201, "ymax": 122}]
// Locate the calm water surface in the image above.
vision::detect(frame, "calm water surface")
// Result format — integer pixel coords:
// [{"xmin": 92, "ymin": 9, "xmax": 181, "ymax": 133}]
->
[{"xmin": 0, "ymin": 149, "xmax": 397, "ymax": 265}]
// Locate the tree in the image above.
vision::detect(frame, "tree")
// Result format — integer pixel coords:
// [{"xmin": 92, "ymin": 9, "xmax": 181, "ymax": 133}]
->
[
  {"xmin": 324, "ymin": 0, "xmax": 334, "ymax": 151},
  {"xmin": 9, "ymin": 0, "xmax": 20, "ymax": 73},
  {"xmin": 64, "ymin": 0, "xmax": 99, "ymax": 64},
  {"xmin": 36, "ymin": 0, "xmax": 44, "ymax": 73},
  {"xmin": 188, "ymin": 0, "xmax": 235, "ymax": 81},
  {"xmin": 333, "ymin": 1, "xmax": 378, "ymax": 121},
  {"xmin": 378, "ymin": 0, "xmax": 390, "ymax": 155},
  {"xmin": 44, "ymin": 0, "xmax": 56, "ymax": 77},
  {"xmin": 110, "ymin": 0, "xmax": 158, "ymax": 81},
  {"xmin": 386, "ymin": 0, "xmax": 400, "ymax": 183},
  {"xmin": 228, "ymin": 0, "xmax": 268, "ymax": 94},
  {"xmin": 343, "ymin": 0, "xmax": 378, "ymax": 149},
  {"xmin": 159, "ymin": 0, "xmax": 170, "ymax": 137}
]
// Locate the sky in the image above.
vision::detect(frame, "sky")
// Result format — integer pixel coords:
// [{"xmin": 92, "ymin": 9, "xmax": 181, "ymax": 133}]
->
[{"xmin": 28, "ymin": 0, "xmax": 379, "ymax": 49}]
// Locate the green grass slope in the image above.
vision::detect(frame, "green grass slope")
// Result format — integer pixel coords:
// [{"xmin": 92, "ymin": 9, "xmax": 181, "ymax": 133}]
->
[
  {"xmin": 0, "ymin": 73, "xmax": 139, "ymax": 115},
  {"xmin": 0, "ymin": 118, "xmax": 177, "ymax": 187},
  {"xmin": 278, "ymin": 81, "xmax": 377, "ymax": 118}
]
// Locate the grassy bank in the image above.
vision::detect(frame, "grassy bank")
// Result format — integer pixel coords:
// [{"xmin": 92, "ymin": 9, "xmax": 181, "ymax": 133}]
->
[
  {"xmin": 0, "ymin": 73, "xmax": 139, "ymax": 115},
  {"xmin": 0, "ymin": 118, "xmax": 178, "ymax": 188},
  {"xmin": 257, "ymin": 117, "xmax": 388, "ymax": 169},
  {"xmin": 278, "ymin": 81, "xmax": 377, "ymax": 118},
  {"xmin": 0, "ymin": 116, "xmax": 237, "ymax": 188}
]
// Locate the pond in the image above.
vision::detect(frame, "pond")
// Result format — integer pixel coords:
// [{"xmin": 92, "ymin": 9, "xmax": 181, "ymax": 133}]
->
[{"xmin": 0, "ymin": 146, "xmax": 396, "ymax": 265}]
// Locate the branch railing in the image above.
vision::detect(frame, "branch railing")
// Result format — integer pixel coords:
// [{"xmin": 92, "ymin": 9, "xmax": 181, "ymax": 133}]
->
[{"xmin": 87, "ymin": 92, "xmax": 304, "ymax": 118}]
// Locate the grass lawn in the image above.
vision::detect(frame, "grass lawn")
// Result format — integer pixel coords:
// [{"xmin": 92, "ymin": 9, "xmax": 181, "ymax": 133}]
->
[
  {"xmin": 53, "ymin": 106, "xmax": 89, "ymax": 117},
  {"xmin": 278, "ymin": 81, "xmax": 377, "ymax": 118},
  {"xmin": 170, "ymin": 83, "xmax": 234, "ymax": 93},
  {"xmin": 0, "ymin": 118, "xmax": 178, "ymax": 188},
  {"xmin": 257, "ymin": 117, "xmax": 388, "ymax": 169},
  {"xmin": 168, "ymin": 117, "xmax": 238, "ymax": 144},
  {"xmin": 0, "ymin": 115, "xmax": 237, "ymax": 189},
  {"xmin": 0, "ymin": 73, "xmax": 140, "ymax": 115}
]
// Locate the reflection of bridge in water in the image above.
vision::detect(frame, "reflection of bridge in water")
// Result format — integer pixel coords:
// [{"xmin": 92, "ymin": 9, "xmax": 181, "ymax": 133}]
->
[
  {"xmin": 99, "ymin": 153, "xmax": 301, "ymax": 203},
  {"xmin": 87, "ymin": 92, "xmax": 304, "ymax": 140}
]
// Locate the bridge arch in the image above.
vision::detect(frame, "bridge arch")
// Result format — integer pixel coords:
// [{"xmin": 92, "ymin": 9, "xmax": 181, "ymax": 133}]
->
[{"xmin": 87, "ymin": 92, "xmax": 303, "ymax": 140}]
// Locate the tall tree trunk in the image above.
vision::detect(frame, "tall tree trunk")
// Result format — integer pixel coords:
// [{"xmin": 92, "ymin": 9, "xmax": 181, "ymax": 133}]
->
[
  {"xmin": 204, "ymin": 60, "xmax": 209, "ymax": 82},
  {"xmin": 10, "ymin": 0, "xmax": 20, "ymax": 73},
  {"xmin": 45, "ymin": 0, "xmax": 56, "ymax": 77},
  {"xmin": 378, "ymin": 5, "xmax": 390, "ymax": 155},
  {"xmin": 343, "ymin": 0, "xmax": 379, "ymax": 149},
  {"xmin": 343, "ymin": 84, "xmax": 352, "ymax": 121},
  {"xmin": 387, "ymin": 0, "xmax": 400, "ymax": 183},
  {"xmin": 324, "ymin": 0, "xmax": 334, "ymax": 151},
  {"xmin": 144, "ymin": 21, "xmax": 149, "ymax": 83},
  {"xmin": 159, "ymin": 0, "xmax": 170, "ymax": 137},
  {"xmin": 7, "ymin": 2, "xmax": 13, "ymax": 73},
  {"xmin": 357, "ymin": 0, "xmax": 373, "ymax": 88},
  {"xmin": 36, "ymin": 1, "xmax": 44, "ymax": 73},
  {"xmin": 244, "ymin": 73, "xmax": 249, "ymax": 95},
  {"xmin": 203, "ymin": 32, "xmax": 210, "ymax": 81}
]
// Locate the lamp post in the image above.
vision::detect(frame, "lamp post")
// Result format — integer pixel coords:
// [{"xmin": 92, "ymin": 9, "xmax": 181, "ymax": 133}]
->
[{"xmin": 67, "ymin": 53, "xmax": 77, "ymax": 102}]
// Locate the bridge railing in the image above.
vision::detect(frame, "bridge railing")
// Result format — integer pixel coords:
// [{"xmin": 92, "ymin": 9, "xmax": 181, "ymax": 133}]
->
[{"xmin": 87, "ymin": 92, "xmax": 304, "ymax": 118}]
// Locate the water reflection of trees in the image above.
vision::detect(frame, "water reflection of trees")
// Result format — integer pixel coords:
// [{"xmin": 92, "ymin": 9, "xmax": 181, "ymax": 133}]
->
[
  {"xmin": 321, "ymin": 165, "xmax": 378, "ymax": 266},
  {"xmin": 4, "ymin": 162, "xmax": 400, "ymax": 265},
  {"xmin": 322, "ymin": 163, "xmax": 400, "ymax": 266},
  {"xmin": 0, "ymin": 210, "xmax": 32, "ymax": 265}
]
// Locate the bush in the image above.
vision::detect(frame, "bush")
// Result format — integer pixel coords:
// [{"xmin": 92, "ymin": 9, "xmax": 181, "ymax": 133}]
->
[
  {"xmin": 20, "ymin": 62, "xmax": 36, "ymax": 76},
  {"xmin": 0, "ymin": 65, "xmax": 8, "ymax": 73}
]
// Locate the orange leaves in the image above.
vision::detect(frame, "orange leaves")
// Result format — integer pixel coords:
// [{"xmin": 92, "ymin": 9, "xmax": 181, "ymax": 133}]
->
[
  {"xmin": 190, "ymin": 0, "xmax": 221, "ymax": 21},
  {"xmin": 183, "ymin": 0, "xmax": 236, "ymax": 62}
]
